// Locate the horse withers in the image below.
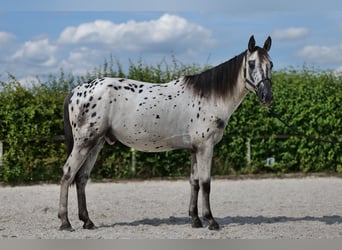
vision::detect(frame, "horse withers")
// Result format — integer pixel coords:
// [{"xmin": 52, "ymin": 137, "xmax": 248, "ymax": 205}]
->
[{"xmin": 58, "ymin": 35, "xmax": 273, "ymax": 231}]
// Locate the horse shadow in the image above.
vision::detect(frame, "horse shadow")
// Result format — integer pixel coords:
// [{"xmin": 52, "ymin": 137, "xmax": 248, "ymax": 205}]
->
[{"xmin": 98, "ymin": 215, "xmax": 342, "ymax": 228}]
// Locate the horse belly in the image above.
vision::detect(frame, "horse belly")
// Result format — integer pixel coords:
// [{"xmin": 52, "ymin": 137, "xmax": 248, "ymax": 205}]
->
[{"xmin": 112, "ymin": 126, "xmax": 192, "ymax": 152}]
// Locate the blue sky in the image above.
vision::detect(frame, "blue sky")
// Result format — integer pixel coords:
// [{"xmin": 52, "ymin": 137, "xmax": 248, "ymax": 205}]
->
[{"xmin": 1, "ymin": 0, "xmax": 342, "ymax": 84}]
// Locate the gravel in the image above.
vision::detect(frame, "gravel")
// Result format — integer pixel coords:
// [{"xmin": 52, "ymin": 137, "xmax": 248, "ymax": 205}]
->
[{"xmin": 1, "ymin": 177, "xmax": 342, "ymax": 239}]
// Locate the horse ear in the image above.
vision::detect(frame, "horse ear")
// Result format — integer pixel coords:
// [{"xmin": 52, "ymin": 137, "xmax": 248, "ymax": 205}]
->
[
  {"xmin": 248, "ymin": 35, "xmax": 256, "ymax": 52},
  {"xmin": 263, "ymin": 36, "xmax": 272, "ymax": 52}
]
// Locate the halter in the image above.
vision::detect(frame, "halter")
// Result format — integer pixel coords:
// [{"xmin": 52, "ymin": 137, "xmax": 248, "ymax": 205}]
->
[{"xmin": 243, "ymin": 53, "xmax": 272, "ymax": 94}]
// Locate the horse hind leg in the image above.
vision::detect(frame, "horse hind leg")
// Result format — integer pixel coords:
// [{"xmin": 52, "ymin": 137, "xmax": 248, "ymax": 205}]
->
[
  {"xmin": 58, "ymin": 165, "xmax": 73, "ymax": 231},
  {"xmin": 58, "ymin": 142, "xmax": 99, "ymax": 231},
  {"xmin": 58, "ymin": 147, "xmax": 88, "ymax": 231},
  {"xmin": 75, "ymin": 140, "xmax": 104, "ymax": 229}
]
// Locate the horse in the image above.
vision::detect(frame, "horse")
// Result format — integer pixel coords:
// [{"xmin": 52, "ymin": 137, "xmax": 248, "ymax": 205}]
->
[{"xmin": 58, "ymin": 35, "xmax": 273, "ymax": 231}]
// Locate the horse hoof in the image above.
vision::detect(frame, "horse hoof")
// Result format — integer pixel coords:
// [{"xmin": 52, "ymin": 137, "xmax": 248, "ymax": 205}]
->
[
  {"xmin": 208, "ymin": 221, "xmax": 220, "ymax": 230},
  {"xmin": 83, "ymin": 220, "xmax": 96, "ymax": 230},
  {"xmin": 59, "ymin": 223, "xmax": 74, "ymax": 231}
]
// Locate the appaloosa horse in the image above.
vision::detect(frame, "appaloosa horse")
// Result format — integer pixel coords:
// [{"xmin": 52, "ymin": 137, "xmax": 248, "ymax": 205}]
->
[{"xmin": 58, "ymin": 35, "xmax": 273, "ymax": 231}]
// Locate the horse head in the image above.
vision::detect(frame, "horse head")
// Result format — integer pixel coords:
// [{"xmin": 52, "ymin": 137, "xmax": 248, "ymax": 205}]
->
[{"xmin": 244, "ymin": 35, "xmax": 273, "ymax": 106}]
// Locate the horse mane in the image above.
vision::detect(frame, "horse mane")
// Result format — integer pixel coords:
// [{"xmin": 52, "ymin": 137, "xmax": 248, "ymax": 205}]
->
[{"xmin": 184, "ymin": 51, "xmax": 246, "ymax": 99}]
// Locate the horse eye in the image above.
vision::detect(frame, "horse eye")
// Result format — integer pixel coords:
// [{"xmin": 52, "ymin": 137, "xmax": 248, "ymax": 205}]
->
[
  {"xmin": 270, "ymin": 61, "xmax": 274, "ymax": 69},
  {"xmin": 248, "ymin": 60, "xmax": 255, "ymax": 69}
]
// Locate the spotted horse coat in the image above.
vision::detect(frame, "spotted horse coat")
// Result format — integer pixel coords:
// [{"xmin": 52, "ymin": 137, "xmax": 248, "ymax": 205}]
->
[
  {"xmin": 68, "ymin": 77, "xmax": 234, "ymax": 153},
  {"xmin": 58, "ymin": 35, "xmax": 273, "ymax": 231}
]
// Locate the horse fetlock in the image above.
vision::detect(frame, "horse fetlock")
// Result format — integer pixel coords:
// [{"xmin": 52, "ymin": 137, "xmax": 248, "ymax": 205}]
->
[
  {"xmin": 203, "ymin": 213, "xmax": 220, "ymax": 230},
  {"xmin": 191, "ymin": 217, "xmax": 203, "ymax": 228},
  {"xmin": 57, "ymin": 208, "xmax": 67, "ymax": 220},
  {"xmin": 189, "ymin": 210, "xmax": 203, "ymax": 228},
  {"xmin": 78, "ymin": 211, "xmax": 95, "ymax": 229},
  {"xmin": 58, "ymin": 208, "xmax": 73, "ymax": 231}
]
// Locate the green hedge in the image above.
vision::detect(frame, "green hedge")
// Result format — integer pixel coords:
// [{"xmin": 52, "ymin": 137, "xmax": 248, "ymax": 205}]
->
[{"xmin": 0, "ymin": 59, "xmax": 341, "ymax": 184}]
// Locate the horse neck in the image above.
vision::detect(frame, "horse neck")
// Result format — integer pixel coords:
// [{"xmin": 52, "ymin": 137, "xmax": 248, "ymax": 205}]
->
[{"xmin": 213, "ymin": 70, "xmax": 249, "ymax": 122}]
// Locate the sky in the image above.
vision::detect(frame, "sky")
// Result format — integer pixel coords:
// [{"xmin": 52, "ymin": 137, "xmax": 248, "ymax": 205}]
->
[{"xmin": 1, "ymin": 0, "xmax": 342, "ymax": 85}]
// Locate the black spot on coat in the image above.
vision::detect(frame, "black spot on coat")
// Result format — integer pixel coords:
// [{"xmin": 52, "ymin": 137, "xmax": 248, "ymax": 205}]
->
[{"xmin": 215, "ymin": 118, "xmax": 225, "ymax": 129}]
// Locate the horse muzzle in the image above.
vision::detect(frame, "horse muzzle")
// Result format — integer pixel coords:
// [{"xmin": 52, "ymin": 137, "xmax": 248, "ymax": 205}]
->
[{"xmin": 257, "ymin": 79, "xmax": 273, "ymax": 106}]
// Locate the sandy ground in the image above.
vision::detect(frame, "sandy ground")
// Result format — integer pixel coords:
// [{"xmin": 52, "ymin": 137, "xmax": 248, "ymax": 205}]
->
[{"xmin": 1, "ymin": 177, "xmax": 342, "ymax": 239}]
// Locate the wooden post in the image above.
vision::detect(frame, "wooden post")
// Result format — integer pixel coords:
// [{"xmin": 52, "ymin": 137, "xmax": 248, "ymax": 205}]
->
[
  {"xmin": 0, "ymin": 141, "xmax": 3, "ymax": 167},
  {"xmin": 246, "ymin": 138, "xmax": 251, "ymax": 166}
]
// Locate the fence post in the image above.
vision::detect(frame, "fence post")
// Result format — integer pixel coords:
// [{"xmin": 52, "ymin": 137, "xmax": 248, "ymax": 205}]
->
[
  {"xmin": 246, "ymin": 138, "xmax": 251, "ymax": 166},
  {"xmin": 0, "ymin": 141, "xmax": 3, "ymax": 167},
  {"xmin": 130, "ymin": 148, "xmax": 136, "ymax": 176}
]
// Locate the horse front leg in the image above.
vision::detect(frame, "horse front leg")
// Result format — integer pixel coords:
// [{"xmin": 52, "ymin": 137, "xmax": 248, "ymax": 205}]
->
[
  {"xmin": 189, "ymin": 152, "xmax": 203, "ymax": 228},
  {"xmin": 196, "ymin": 144, "xmax": 219, "ymax": 230},
  {"xmin": 201, "ymin": 178, "xmax": 219, "ymax": 230}
]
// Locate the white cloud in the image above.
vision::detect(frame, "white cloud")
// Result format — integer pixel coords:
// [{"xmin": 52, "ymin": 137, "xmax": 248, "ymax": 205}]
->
[
  {"xmin": 58, "ymin": 14, "xmax": 215, "ymax": 54},
  {"xmin": 4, "ymin": 14, "xmax": 215, "ymax": 80},
  {"xmin": 272, "ymin": 27, "xmax": 309, "ymax": 40},
  {"xmin": 59, "ymin": 47, "xmax": 103, "ymax": 76},
  {"xmin": 297, "ymin": 44, "xmax": 342, "ymax": 64},
  {"xmin": 11, "ymin": 38, "xmax": 57, "ymax": 67},
  {"xmin": 0, "ymin": 31, "xmax": 15, "ymax": 45}
]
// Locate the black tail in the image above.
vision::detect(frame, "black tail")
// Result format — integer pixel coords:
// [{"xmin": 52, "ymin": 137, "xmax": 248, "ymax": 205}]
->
[{"xmin": 64, "ymin": 92, "xmax": 74, "ymax": 157}]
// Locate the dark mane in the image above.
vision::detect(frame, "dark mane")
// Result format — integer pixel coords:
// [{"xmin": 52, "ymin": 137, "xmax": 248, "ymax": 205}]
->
[{"xmin": 184, "ymin": 51, "xmax": 246, "ymax": 99}]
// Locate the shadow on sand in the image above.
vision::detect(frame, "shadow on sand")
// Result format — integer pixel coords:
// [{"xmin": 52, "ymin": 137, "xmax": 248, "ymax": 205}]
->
[{"xmin": 98, "ymin": 215, "xmax": 342, "ymax": 228}]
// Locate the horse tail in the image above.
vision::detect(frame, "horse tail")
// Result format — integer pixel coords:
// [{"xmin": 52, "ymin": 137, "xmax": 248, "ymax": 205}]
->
[{"xmin": 64, "ymin": 92, "xmax": 74, "ymax": 157}]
